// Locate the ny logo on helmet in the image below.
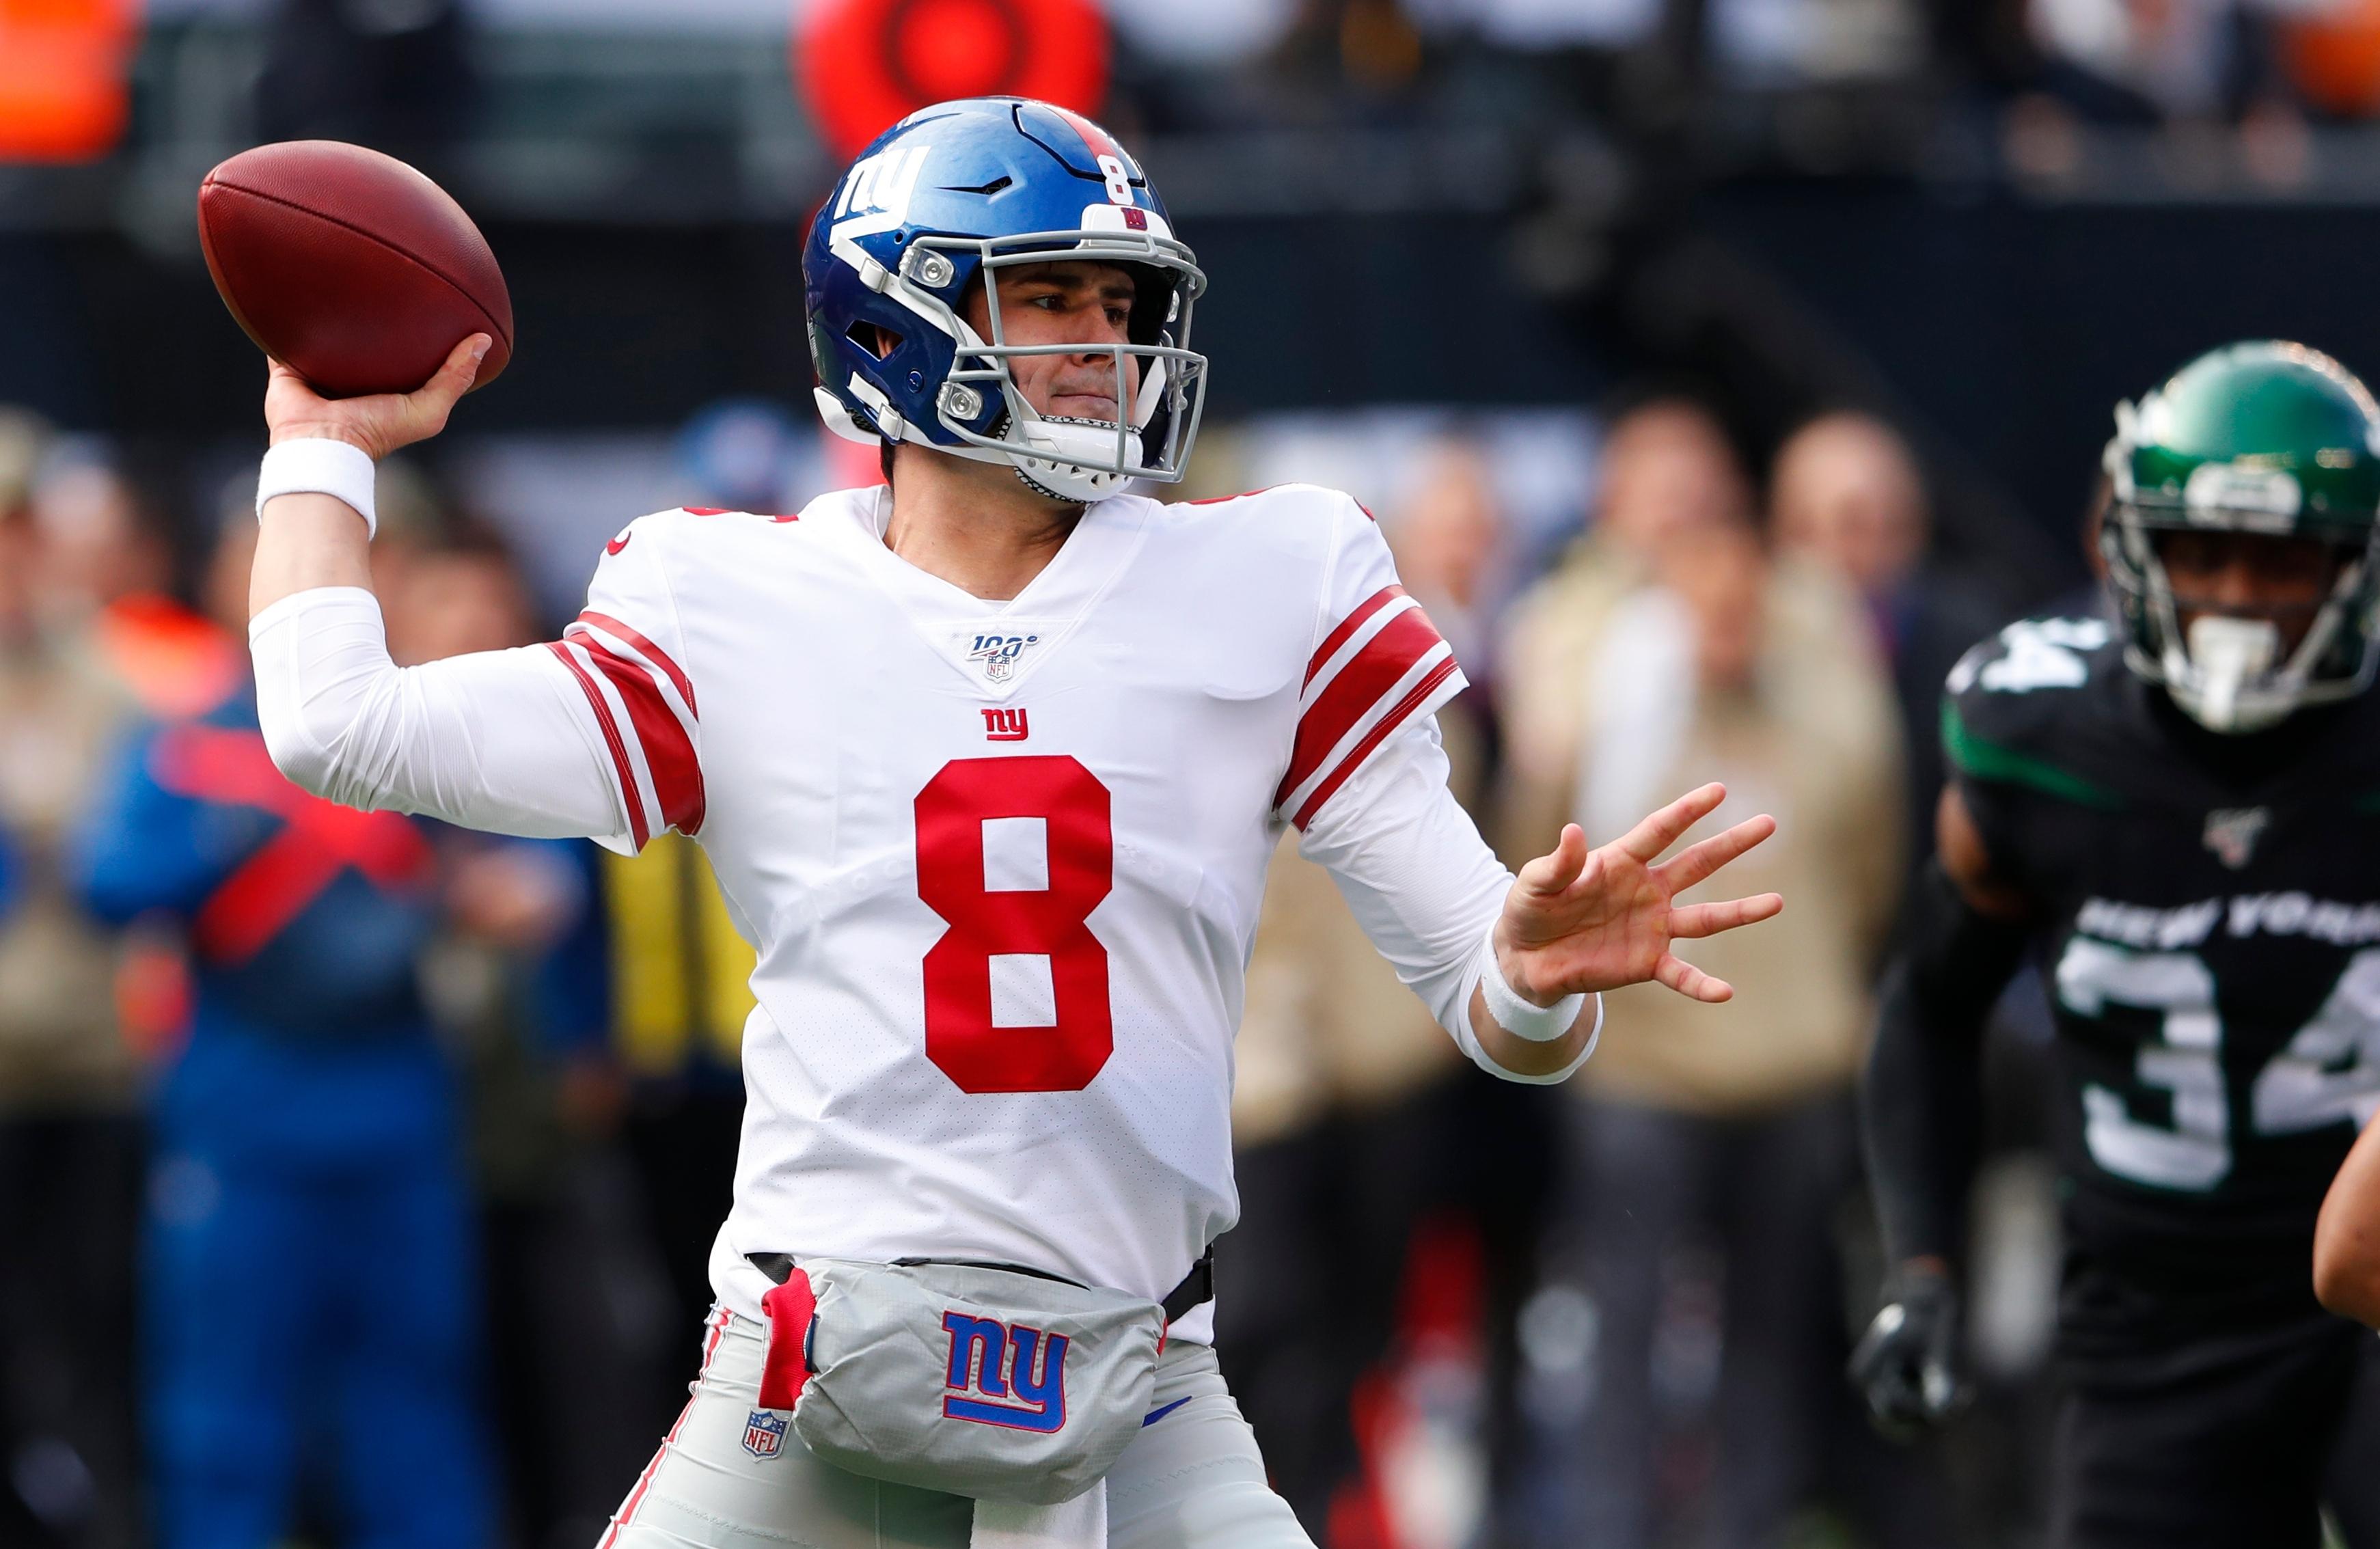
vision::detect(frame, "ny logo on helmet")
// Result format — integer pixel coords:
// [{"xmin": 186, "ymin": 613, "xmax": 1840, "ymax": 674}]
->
[
  {"xmin": 832, "ymin": 145, "xmax": 930, "ymax": 241},
  {"xmin": 941, "ymin": 1311, "xmax": 1069, "ymax": 1433}
]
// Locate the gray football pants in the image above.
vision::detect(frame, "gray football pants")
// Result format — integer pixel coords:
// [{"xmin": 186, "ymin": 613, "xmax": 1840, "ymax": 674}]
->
[{"xmin": 600, "ymin": 1308, "xmax": 1315, "ymax": 1548}]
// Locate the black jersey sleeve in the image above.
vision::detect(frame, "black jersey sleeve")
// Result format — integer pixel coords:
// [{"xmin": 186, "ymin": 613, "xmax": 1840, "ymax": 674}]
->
[
  {"xmin": 1863, "ymin": 862, "xmax": 2033, "ymax": 1268},
  {"xmin": 1938, "ymin": 616, "xmax": 2131, "ymax": 893}
]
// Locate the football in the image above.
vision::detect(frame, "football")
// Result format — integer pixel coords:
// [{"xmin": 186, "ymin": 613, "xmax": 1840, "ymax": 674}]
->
[{"xmin": 197, "ymin": 140, "xmax": 513, "ymax": 400}]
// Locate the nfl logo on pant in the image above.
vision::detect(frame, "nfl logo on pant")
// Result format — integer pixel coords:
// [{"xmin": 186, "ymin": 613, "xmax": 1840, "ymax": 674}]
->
[{"xmin": 743, "ymin": 1408, "xmax": 788, "ymax": 1459}]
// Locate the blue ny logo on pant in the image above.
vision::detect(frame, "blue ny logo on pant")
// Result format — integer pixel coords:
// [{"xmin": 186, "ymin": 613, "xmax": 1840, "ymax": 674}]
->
[{"xmin": 940, "ymin": 1312, "xmax": 1069, "ymax": 1432}]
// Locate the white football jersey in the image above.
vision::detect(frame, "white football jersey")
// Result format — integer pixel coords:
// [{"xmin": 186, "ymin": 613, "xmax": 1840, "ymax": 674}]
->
[
  {"xmin": 250, "ymin": 479, "xmax": 1568, "ymax": 1345},
  {"xmin": 545, "ymin": 483, "xmax": 1482, "ymax": 1336}
]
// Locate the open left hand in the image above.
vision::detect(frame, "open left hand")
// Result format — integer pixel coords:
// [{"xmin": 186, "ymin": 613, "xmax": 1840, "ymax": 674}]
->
[{"xmin": 1497, "ymin": 782, "xmax": 1782, "ymax": 1006}]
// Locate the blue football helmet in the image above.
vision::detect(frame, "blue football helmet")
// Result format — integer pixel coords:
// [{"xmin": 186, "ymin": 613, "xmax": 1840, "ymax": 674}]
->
[{"xmin": 803, "ymin": 97, "xmax": 1209, "ymax": 502}]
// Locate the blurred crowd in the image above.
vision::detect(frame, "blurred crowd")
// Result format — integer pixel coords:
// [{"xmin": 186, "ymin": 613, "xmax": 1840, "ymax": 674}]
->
[{"xmin": 0, "ymin": 385, "xmax": 2070, "ymax": 1549}]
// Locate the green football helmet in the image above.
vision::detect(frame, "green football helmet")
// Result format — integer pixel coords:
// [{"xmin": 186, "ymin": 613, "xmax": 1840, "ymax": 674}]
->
[{"xmin": 2101, "ymin": 340, "xmax": 2380, "ymax": 733}]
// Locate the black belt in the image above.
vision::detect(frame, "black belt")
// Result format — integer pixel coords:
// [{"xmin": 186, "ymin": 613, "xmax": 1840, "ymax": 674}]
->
[{"xmin": 748, "ymin": 1244, "xmax": 1215, "ymax": 1325}]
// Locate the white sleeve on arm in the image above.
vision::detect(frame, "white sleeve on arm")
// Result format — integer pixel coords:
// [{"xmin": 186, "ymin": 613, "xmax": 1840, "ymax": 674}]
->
[
  {"xmin": 249, "ymin": 510, "xmax": 704, "ymax": 854},
  {"xmin": 251, "ymin": 588, "xmax": 638, "ymax": 845},
  {"xmin": 1281, "ymin": 491, "xmax": 1596, "ymax": 1084}
]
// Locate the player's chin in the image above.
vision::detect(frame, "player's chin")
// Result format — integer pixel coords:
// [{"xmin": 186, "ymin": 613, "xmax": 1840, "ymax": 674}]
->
[{"xmin": 1046, "ymin": 396, "xmax": 1122, "ymax": 424}]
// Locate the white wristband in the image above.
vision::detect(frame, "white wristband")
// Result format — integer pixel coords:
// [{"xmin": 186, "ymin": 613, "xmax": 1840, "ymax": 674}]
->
[
  {"xmin": 257, "ymin": 438, "xmax": 377, "ymax": 538},
  {"xmin": 1479, "ymin": 925, "xmax": 1589, "ymax": 1043}
]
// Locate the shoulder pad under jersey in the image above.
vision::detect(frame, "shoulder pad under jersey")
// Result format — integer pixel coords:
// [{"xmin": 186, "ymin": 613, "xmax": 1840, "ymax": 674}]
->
[{"xmin": 1941, "ymin": 615, "xmax": 2131, "ymax": 810}]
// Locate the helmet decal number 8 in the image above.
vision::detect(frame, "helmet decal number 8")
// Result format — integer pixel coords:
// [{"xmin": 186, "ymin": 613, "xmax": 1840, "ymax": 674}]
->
[
  {"xmin": 915, "ymin": 756, "xmax": 1113, "ymax": 1093},
  {"xmin": 1097, "ymin": 154, "xmax": 1133, "ymax": 206}
]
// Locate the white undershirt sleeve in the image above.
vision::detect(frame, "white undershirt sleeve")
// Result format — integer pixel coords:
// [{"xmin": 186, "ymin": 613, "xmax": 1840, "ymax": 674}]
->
[
  {"xmin": 250, "ymin": 586, "xmax": 636, "ymax": 848},
  {"xmin": 1294, "ymin": 716, "xmax": 1598, "ymax": 1084}
]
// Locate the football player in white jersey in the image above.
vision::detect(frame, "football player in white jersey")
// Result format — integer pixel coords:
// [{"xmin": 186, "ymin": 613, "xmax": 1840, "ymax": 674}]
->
[{"xmin": 242, "ymin": 98, "xmax": 1783, "ymax": 1549}]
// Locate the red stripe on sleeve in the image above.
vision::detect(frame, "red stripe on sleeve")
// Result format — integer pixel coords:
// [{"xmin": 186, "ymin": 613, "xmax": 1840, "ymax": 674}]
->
[
  {"xmin": 1276, "ymin": 605, "xmax": 1446, "ymax": 809},
  {"xmin": 545, "ymin": 642, "xmax": 650, "ymax": 851},
  {"xmin": 1290, "ymin": 655, "xmax": 1462, "ymax": 829},
  {"xmin": 582, "ymin": 648, "xmax": 705, "ymax": 836},
  {"xmin": 575, "ymin": 610, "xmax": 698, "ymax": 717},
  {"xmin": 1302, "ymin": 586, "xmax": 1406, "ymax": 689}
]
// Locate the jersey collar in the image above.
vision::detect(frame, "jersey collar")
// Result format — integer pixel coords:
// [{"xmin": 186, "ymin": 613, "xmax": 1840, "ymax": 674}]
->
[{"xmin": 815, "ymin": 484, "xmax": 1153, "ymax": 698}]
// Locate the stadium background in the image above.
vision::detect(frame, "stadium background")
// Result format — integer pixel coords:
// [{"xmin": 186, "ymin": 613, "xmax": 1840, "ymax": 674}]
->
[{"xmin": 2, "ymin": 0, "xmax": 2374, "ymax": 1545}]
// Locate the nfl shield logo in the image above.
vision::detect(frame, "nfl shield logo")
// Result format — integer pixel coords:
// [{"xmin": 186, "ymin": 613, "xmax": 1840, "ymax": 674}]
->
[
  {"xmin": 2204, "ymin": 807, "xmax": 2270, "ymax": 871},
  {"xmin": 742, "ymin": 1408, "xmax": 788, "ymax": 1459}
]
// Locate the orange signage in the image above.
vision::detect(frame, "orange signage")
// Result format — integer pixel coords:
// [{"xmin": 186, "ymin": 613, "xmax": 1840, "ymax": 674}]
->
[{"xmin": 0, "ymin": 0, "xmax": 139, "ymax": 163}]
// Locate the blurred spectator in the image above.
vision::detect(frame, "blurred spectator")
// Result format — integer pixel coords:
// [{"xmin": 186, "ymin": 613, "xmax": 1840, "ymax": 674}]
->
[
  {"xmin": 0, "ymin": 411, "xmax": 143, "ymax": 1548},
  {"xmin": 72, "ymin": 514, "xmax": 506, "ymax": 1549},
  {"xmin": 2027, "ymin": 0, "xmax": 2254, "ymax": 119},
  {"xmin": 383, "ymin": 527, "xmax": 659, "ymax": 1549},
  {"xmin": 1503, "ymin": 517, "xmax": 1924, "ymax": 1548},
  {"xmin": 1496, "ymin": 396, "xmax": 1758, "ymax": 860},
  {"xmin": 31, "ymin": 458, "xmax": 240, "ymax": 723},
  {"xmin": 1389, "ymin": 438, "xmax": 1508, "ymax": 681},
  {"xmin": 603, "ymin": 832, "xmax": 755, "ymax": 1413},
  {"xmin": 1769, "ymin": 410, "xmax": 2006, "ymax": 885},
  {"xmin": 2014, "ymin": 0, "xmax": 2334, "ymax": 159}
]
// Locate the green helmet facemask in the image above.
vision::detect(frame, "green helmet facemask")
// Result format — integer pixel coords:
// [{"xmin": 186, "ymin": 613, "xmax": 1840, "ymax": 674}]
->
[{"xmin": 2101, "ymin": 340, "xmax": 2380, "ymax": 734}]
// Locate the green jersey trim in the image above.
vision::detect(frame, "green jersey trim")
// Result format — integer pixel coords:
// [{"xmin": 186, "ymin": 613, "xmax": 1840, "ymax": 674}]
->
[{"xmin": 1941, "ymin": 700, "xmax": 2126, "ymax": 809}]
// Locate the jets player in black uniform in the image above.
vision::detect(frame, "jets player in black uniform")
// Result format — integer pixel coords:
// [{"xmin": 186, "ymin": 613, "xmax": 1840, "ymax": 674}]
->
[{"xmin": 1852, "ymin": 340, "xmax": 2380, "ymax": 1547}]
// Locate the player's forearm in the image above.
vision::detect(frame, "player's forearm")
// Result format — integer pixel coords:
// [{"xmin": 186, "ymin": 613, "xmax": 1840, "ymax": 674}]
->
[
  {"xmin": 1861, "ymin": 862, "xmax": 2029, "ymax": 1267},
  {"xmin": 253, "ymin": 491, "xmax": 374, "ymax": 616},
  {"xmin": 1863, "ymin": 961, "xmax": 1984, "ymax": 1268},
  {"xmin": 2315, "ymin": 1112, "xmax": 2380, "ymax": 1326}
]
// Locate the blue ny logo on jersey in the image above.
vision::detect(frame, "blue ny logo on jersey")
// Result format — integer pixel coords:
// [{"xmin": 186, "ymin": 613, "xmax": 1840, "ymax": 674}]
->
[{"xmin": 941, "ymin": 1311, "xmax": 1069, "ymax": 1432}]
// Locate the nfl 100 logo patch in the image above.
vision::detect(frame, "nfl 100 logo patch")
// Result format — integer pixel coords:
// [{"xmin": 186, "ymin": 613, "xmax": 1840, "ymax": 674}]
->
[
  {"xmin": 743, "ymin": 1408, "xmax": 789, "ymax": 1459},
  {"xmin": 966, "ymin": 632, "xmax": 1039, "ymax": 684}
]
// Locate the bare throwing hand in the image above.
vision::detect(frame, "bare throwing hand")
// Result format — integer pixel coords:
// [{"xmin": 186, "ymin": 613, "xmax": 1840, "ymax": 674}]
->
[
  {"xmin": 1496, "ymin": 782, "xmax": 1783, "ymax": 1006},
  {"xmin": 264, "ymin": 334, "xmax": 491, "ymax": 459}
]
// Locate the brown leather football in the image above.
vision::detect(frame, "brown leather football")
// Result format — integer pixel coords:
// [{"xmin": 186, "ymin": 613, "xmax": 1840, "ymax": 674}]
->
[{"xmin": 197, "ymin": 141, "xmax": 513, "ymax": 400}]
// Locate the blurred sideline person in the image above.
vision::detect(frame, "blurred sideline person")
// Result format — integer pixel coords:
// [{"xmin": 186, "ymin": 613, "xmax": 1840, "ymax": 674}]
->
[
  {"xmin": 1497, "ymin": 396, "xmax": 1874, "ymax": 866},
  {"xmin": 238, "ymin": 98, "xmax": 1782, "ymax": 1548},
  {"xmin": 1770, "ymin": 411, "xmax": 2007, "ymax": 879},
  {"xmin": 31, "ymin": 456, "xmax": 240, "ymax": 724},
  {"xmin": 1855, "ymin": 342, "xmax": 2380, "ymax": 1548},
  {"xmin": 603, "ymin": 833, "xmax": 756, "ymax": 1386},
  {"xmin": 1218, "ymin": 441, "xmax": 1501, "ymax": 1536},
  {"xmin": 1776, "ymin": 415, "xmax": 2067, "ymax": 1537},
  {"xmin": 0, "ymin": 412, "xmax": 144, "ymax": 1548},
  {"xmin": 1510, "ymin": 519, "xmax": 1913, "ymax": 1548},
  {"xmin": 74, "ymin": 512, "xmax": 590, "ymax": 1549},
  {"xmin": 388, "ymin": 527, "xmax": 653, "ymax": 1549},
  {"xmin": 1497, "ymin": 397, "xmax": 1749, "ymax": 858}
]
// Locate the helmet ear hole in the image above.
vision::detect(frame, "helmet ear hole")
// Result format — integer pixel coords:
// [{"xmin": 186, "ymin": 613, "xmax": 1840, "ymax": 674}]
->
[{"xmin": 846, "ymin": 321, "xmax": 903, "ymax": 360}]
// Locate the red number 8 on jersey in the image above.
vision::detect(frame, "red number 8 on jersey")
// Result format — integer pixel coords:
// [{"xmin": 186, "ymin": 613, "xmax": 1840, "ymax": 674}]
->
[{"xmin": 915, "ymin": 756, "xmax": 1114, "ymax": 1094}]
